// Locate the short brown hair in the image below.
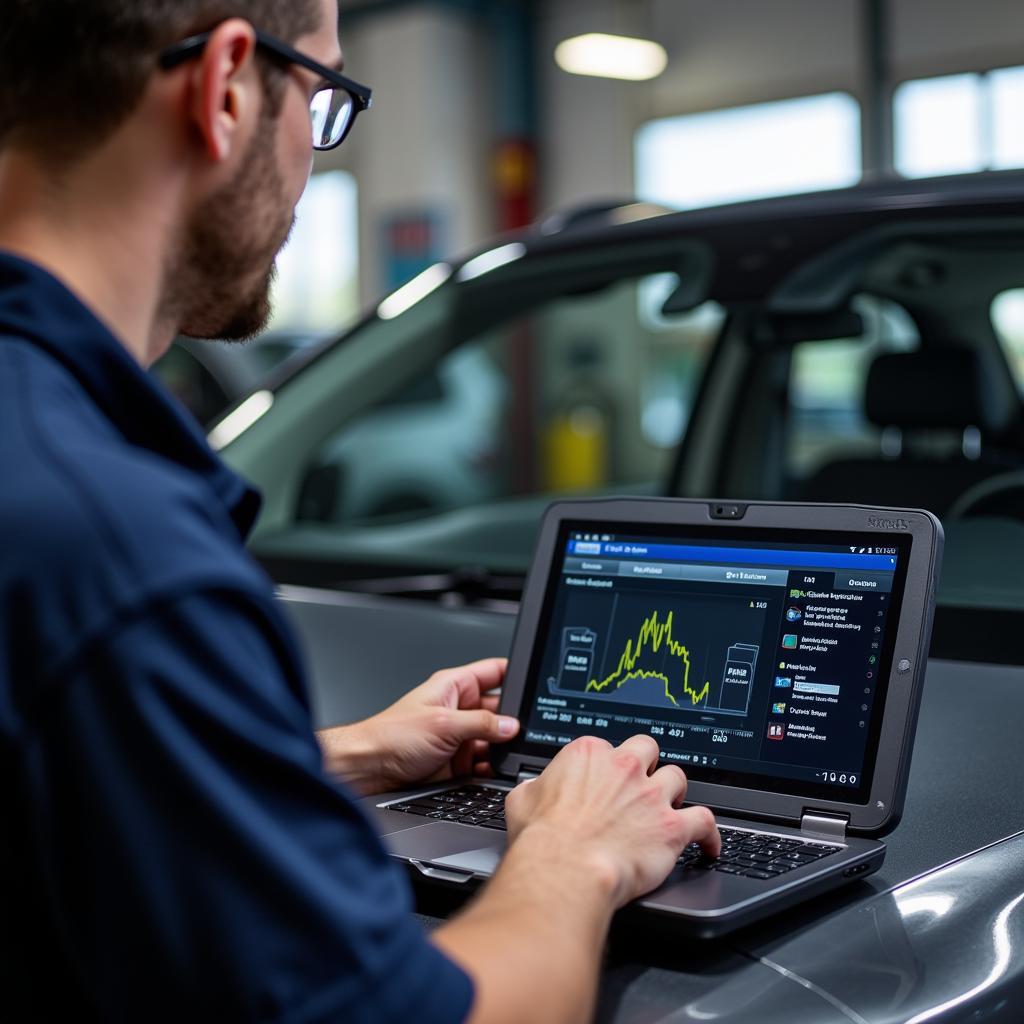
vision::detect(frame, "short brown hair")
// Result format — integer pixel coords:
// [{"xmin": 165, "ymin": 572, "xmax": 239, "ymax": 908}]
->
[{"xmin": 0, "ymin": 0, "xmax": 322, "ymax": 158}]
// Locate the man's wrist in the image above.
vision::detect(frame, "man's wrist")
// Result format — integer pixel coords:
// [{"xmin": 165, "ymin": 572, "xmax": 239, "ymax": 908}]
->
[
  {"xmin": 507, "ymin": 821, "xmax": 622, "ymax": 912},
  {"xmin": 316, "ymin": 722, "xmax": 386, "ymax": 796}
]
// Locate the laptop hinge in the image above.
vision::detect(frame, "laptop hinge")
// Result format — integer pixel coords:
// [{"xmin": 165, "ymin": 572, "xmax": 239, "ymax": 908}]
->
[
  {"xmin": 517, "ymin": 769, "xmax": 541, "ymax": 785},
  {"xmin": 800, "ymin": 811, "xmax": 849, "ymax": 840}
]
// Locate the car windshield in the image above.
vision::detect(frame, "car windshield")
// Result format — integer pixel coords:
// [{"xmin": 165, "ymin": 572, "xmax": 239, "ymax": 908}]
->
[{"xmin": 220, "ymin": 196, "xmax": 1024, "ymax": 662}]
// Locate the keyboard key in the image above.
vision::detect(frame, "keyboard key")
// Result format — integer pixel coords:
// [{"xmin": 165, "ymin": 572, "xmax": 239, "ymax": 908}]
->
[{"xmin": 776, "ymin": 852, "xmax": 819, "ymax": 865}]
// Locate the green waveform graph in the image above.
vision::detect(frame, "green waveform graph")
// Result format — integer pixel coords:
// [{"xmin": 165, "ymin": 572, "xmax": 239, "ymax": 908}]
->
[{"xmin": 586, "ymin": 609, "xmax": 710, "ymax": 708}]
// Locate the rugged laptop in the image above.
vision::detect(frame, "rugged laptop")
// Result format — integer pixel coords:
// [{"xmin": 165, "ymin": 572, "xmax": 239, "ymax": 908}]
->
[{"xmin": 361, "ymin": 499, "xmax": 942, "ymax": 937}]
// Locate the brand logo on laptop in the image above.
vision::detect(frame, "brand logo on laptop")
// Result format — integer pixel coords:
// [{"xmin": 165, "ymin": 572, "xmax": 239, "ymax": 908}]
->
[{"xmin": 867, "ymin": 516, "xmax": 910, "ymax": 530}]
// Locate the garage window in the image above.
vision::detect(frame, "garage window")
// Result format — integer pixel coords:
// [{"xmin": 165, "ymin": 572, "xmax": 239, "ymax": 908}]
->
[
  {"xmin": 635, "ymin": 93, "xmax": 861, "ymax": 211},
  {"xmin": 894, "ymin": 67, "xmax": 1024, "ymax": 178}
]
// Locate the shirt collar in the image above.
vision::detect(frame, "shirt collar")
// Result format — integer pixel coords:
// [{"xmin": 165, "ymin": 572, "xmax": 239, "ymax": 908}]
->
[{"xmin": 0, "ymin": 250, "xmax": 261, "ymax": 538}]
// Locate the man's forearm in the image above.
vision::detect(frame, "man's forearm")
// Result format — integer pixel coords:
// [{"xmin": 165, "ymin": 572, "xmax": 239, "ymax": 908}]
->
[{"xmin": 432, "ymin": 826, "xmax": 617, "ymax": 1024}]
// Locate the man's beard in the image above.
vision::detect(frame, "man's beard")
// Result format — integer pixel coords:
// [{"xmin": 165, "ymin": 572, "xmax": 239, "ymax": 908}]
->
[{"xmin": 164, "ymin": 122, "xmax": 295, "ymax": 342}]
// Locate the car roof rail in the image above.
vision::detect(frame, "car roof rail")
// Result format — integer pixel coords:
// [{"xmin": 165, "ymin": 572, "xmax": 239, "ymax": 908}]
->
[{"xmin": 536, "ymin": 199, "xmax": 672, "ymax": 237}]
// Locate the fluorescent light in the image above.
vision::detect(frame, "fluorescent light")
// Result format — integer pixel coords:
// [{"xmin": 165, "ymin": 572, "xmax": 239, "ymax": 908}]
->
[
  {"xmin": 456, "ymin": 243, "xmax": 527, "ymax": 283},
  {"xmin": 377, "ymin": 263, "xmax": 452, "ymax": 320},
  {"xmin": 555, "ymin": 33, "xmax": 667, "ymax": 82},
  {"xmin": 208, "ymin": 389, "xmax": 274, "ymax": 450}
]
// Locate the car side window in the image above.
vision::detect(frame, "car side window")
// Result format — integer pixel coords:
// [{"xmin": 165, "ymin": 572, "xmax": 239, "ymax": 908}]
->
[
  {"xmin": 785, "ymin": 296, "xmax": 919, "ymax": 484},
  {"xmin": 992, "ymin": 288, "xmax": 1024, "ymax": 395},
  {"xmin": 296, "ymin": 277, "xmax": 724, "ymax": 526}
]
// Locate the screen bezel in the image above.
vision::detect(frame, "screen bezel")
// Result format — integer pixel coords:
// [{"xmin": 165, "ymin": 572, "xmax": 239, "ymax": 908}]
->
[{"xmin": 494, "ymin": 498, "xmax": 942, "ymax": 837}]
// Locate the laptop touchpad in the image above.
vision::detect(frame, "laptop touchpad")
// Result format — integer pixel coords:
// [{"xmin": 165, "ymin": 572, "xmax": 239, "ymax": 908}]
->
[
  {"xmin": 433, "ymin": 846, "xmax": 504, "ymax": 874},
  {"xmin": 385, "ymin": 821, "xmax": 507, "ymax": 868}
]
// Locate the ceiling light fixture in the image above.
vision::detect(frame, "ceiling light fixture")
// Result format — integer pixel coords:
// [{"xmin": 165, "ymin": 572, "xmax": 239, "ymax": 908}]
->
[{"xmin": 554, "ymin": 33, "xmax": 668, "ymax": 82}]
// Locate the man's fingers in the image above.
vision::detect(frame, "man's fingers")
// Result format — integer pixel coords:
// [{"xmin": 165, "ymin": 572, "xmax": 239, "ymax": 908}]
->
[
  {"xmin": 443, "ymin": 707, "xmax": 519, "ymax": 744},
  {"xmin": 432, "ymin": 658, "xmax": 508, "ymax": 706},
  {"xmin": 678, "ymin": 805, "xmax": 721, "ymax": 857},
  {"xmin": 652, "ymin": 764, "xmax": 688, "ymax": 807},
  {"xmin": 617, "ymin": 733, "xmax": 662, "ymax": 774}
]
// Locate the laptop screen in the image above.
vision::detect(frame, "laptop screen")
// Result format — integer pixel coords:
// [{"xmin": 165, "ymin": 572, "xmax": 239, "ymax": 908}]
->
[{"xmin": 518, "ymin": 522, "xmax": 913, "ymax": 804}]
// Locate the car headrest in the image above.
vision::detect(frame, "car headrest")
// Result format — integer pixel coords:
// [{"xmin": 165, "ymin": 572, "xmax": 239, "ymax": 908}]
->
[{"xmin": 865, "ymin": 350, "xmax": 985, "ymax": 429}]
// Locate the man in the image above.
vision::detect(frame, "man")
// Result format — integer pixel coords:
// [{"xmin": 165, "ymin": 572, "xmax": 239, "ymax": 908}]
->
[{"xmin": 0, "ymin": 1, "xmax": 720, "ymax": 1020}]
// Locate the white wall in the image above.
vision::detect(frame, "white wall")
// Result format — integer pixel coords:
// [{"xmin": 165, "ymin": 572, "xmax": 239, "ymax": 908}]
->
[{"xmin": 318, "ymin": 4, "xmax": 495, "ymax": 306}]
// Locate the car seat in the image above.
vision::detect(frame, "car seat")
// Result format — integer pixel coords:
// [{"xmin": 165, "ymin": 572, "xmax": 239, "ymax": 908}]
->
[{"xmin": 797, "ymin": 349, "xmax": 1021, "ymax": 517}]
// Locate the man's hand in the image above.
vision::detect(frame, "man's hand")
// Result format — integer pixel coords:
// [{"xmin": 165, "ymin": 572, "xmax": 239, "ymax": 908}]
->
[
  {"xmin": 316, "ymin": 658, "xmax": 519, "ymax": 795},
  {"xmin": 505, "ymin": 733, "xmax": 721, "ymax": 907},
  {"xmin": 433, "ymin": 734, "xmax": 720, "ymax": 1023}
]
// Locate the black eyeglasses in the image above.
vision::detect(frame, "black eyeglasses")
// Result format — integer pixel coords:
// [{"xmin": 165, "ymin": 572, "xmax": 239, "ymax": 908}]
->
[{"xmin": 159, "ymin": 27, "xmax": 373, "ymax": 150}]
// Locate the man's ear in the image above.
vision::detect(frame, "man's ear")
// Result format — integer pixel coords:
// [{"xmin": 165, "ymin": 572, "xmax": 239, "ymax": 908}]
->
[{"xmin": 188, "ymin": 19, "xmax": 259, "ymax": 163}]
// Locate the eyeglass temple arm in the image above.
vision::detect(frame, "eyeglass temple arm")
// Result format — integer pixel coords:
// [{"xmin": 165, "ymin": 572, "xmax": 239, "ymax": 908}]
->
[
  {"xmin": 251, "ymin": 29, "xmax": 373, "ymax": 106},
  {"xmin": 159, "ymin": 28, "xmax": 373, "ymax": 110}
]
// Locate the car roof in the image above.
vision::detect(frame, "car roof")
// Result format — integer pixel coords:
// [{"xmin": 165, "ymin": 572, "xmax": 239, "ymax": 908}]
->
[
  {"xmin": 520, "ymin": 170, "xmax": 1024, "ymax": 304},
  {"xmin": 241, "ymin": 170, "xmax": 1024, "ymax": 404}
]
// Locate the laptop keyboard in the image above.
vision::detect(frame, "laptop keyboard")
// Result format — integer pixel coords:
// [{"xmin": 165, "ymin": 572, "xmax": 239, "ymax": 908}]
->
[
  {"xmin": 385, "ymin": 784, "xmax": 509, "ymax": 829},
  {"xmin": 679, "ymin": 826, "xmax": 841, "ymax": 880},
  {"xmin": 384, "ymin": 786, "xmax": 843, "ymax": 878}
]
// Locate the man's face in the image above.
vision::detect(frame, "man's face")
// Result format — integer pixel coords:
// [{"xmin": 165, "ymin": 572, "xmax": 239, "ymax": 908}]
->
[{"xmin": 175, "ymin": 0, "xmax": 343, "ymax": 341}]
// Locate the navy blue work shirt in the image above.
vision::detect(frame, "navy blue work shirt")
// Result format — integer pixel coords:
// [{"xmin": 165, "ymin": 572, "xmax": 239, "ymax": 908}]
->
[{"xmin": 0, "ymin": 252, "xmax": 473, "ymax": 1022}]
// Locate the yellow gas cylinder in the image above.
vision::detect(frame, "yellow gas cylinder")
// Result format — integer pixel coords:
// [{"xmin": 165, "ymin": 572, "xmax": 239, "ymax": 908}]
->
[{"xmin": 543, "ymin": 404, "xmax": 609, "ymax": 492}]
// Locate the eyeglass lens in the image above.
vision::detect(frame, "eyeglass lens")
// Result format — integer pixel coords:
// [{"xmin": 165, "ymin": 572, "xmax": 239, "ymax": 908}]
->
[{"xmin": 310, "ymin": 88, "xmax": 355, "ymax": 149}]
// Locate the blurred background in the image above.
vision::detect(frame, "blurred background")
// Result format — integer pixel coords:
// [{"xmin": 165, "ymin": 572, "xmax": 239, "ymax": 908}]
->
[
  {"xmin": 157, "ymin": 0, "xmax": 1024, "ymax": 599},
  {"xmin": 303, "ymin": 0, "xmax": 1024, "ymax": 322}
]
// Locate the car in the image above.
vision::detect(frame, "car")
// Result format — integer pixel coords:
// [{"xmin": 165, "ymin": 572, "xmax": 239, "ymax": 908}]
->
[
  {"xmin": 221, "ymin": 172, "xmax": 1024, "ymax": 652},
  {"xmin": 216, "ymin": 172, "xmax": 1024, "ymax": 1021}
]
